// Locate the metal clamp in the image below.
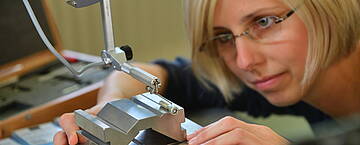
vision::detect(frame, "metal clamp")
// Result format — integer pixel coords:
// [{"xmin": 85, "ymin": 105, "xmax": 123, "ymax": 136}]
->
[{"xmin": 75, "ymin": 93, "xmax": 202, "ymax": 145}]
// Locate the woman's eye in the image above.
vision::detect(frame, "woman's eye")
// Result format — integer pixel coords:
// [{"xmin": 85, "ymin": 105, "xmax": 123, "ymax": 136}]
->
[
  {"xmin": 217, "ymin": 34, "xmax": 233, "ymax": 43},
  {"xmin": 255, "ymin": 17, "xmax": 274, "ymax": 28}
]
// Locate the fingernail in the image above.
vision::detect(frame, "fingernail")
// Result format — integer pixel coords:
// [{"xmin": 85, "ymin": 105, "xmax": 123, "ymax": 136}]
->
[
  {"xmin": 68, "ymin": 136, "xmax": 73, "ymax": 145},
  {"xmin": 68, "ymin": 133, "xmax": 76, "ymax": 145}
]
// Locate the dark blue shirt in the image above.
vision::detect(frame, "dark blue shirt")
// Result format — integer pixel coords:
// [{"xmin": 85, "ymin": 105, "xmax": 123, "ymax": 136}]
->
[{"xmin": 154, "ymin": 57, "xmax": 332, "ymax": 128}]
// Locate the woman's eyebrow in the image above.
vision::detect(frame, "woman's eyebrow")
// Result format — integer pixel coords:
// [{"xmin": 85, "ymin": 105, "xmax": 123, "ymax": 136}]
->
[
  {"xmin": 213, "ymin": 6, "xmax": 285, "ymax": 30},
  {"xmin": 213, "ymin": 27, "xmax": 231, "ymax": 33},
  {"xmin": 239, "ymin": 6, "xmax": 284, "ymax": 23}
]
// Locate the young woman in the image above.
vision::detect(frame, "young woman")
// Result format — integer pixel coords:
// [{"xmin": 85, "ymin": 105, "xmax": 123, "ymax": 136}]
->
[{"xmin": 54, "ymin": 0, "xmax": 360, "ymax": 144}]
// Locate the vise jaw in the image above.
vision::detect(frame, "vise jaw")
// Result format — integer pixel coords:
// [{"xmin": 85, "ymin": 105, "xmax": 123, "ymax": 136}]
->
[{"xmin": 74, "ymin": 93, "xmax": 201, "ymax": 145}]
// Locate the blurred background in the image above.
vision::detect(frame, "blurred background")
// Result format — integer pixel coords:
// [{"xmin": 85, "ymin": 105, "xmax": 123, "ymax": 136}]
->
[{"xmin": 46, "ymin": 0, "xmax": 190, "ymax": 62}]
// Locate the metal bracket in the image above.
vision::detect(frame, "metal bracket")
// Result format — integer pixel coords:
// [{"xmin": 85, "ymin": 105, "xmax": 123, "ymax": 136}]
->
[{"xmin": 75, "ymin": 93, "xmax": 202, "ymax": 145}]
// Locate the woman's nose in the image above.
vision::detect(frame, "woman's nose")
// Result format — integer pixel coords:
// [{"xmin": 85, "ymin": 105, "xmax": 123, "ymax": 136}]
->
[{"xmin": 234, "ymin": 38, "xmax": 264, "ymax": 71}]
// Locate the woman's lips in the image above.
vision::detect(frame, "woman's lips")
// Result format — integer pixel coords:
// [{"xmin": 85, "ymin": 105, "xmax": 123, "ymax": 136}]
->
[{"xmin": 251, "ymin": 72, "xmax": 286, "ymax": 91}]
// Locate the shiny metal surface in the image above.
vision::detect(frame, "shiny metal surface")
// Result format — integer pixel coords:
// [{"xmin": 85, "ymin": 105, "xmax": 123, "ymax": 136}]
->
[
  {"xmin": 78, "ymin": 129, "xmax": 190, "ymax": 145},
  {"xmin": 75, "ymin": 93, "xmax": 201, "ymax": 145},
  {"xmin": 120, "ymin": 63, "xmax": 161, "ymax": 94},
  {"xmin": 65, "ymin": 0, "xmax": 101, "ymax": 8},
  {"xmin": 100, "ymin": 0, "xmax": 115, "ymax": 51}
]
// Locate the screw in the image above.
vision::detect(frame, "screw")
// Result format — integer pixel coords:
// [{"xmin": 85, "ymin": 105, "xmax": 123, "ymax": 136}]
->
[
  {"xmin": 72, "ymin": 1, "xmax": 77, "ymax": 6},
  {"xmin": 159, "ymin": 101, "xmax": 178, "ymax": 115}
]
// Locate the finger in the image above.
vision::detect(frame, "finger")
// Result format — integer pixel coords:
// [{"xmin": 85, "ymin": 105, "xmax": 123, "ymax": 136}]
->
[
  {"xmin": 187, "ymin": 121, "xmax": 217, "ymax": 140},
  {"xmin": 53, "ymin": 131, "xmax": 68, "ymax": 145},
  {"xmin": 188, "ymin": 116, "xmax": 247, "ymax": 144},
  {"xmin": 244, "ymin": 124, "xmax": 290, "ymax": 145},
  {"xmin": 85, "ymin": 104, "xmax": 104, "ymax": 115},
  {"xmin": 59, "ymin": 113, "xmax": 80, "ymax": 145},
  {"xmin": 203, "ymin": 128, "xmax": 261, "ymax": 145},
  {"xmin": 187, "ymin": 127, "xmax": 206, "ymax": 140}
]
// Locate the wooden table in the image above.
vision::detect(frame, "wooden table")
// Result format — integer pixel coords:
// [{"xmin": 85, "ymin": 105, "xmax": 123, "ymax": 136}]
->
[{"xmin": 0, "ymin": 81, "xmax": 102, "ymax": 138}]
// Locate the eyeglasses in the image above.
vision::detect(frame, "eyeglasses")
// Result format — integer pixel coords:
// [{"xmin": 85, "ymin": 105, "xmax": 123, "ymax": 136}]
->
[{"xmin": 200, "ymin": 10, "xmax": 295, "ymax": 52}]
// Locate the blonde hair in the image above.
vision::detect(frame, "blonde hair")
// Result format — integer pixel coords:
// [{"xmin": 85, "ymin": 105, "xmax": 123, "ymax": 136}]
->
[{"xmin": 184, "ymin": 0, "xmax": 360, "ymax": 101}]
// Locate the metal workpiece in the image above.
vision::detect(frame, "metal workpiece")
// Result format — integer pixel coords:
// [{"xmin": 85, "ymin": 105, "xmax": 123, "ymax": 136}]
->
[
  {"xmin": 75, "ymin": 93, "xmax": 201, "ymax": 145},
  {"xmin": 132, "ymin": 93, "xmax": 179, "ymax": 115}
]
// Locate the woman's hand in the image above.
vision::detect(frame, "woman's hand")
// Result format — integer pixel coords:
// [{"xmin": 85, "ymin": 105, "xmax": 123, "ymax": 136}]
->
[
  {"xmin": 53, "ymin": 104, "xmax": 104, "ymax": 145},
  {"xmin": 187, "ymin": 116, "xmax": 289, "ymax": 145}
]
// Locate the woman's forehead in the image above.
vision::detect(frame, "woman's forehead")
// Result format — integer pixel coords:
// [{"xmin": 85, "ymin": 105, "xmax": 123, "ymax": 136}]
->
[
  {"xmin": 215, "ymin": 0, "xmax": 287, "ymax": 15},
  {"xmin": 214, "ymin": 0, "xmax": 288, "ymax": 25}
]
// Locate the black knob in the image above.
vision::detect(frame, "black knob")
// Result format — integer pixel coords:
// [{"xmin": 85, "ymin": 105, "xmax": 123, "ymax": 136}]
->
[{"xmin": 120, "ymin": 45, "xmax": 133, "ymax": 60}]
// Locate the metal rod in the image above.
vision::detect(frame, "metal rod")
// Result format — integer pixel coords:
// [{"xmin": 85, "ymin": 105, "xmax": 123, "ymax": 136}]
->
[{"xmin": 100, "ymin": 0, "xmax": 115, "ymax": 51}]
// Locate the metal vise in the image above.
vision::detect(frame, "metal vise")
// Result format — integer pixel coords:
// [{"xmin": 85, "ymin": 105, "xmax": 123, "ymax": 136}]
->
[{"xmin": 74, "ymin": 93, "xmax": 201, "ymax": 145}]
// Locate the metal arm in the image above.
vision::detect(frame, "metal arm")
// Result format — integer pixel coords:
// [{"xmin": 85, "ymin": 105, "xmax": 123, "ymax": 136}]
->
[
  {"xmin": 66, "ymin": 0, "xmax": 163, "ymax": 94},
  {"xmin": 100, "ymin": 0, "xmax": 115, "ymax": 51},
  {"xmin": 101, "ymin": 46, "xmax": 161, "ymax": 94},
  {"xmin": 22, "ymin": 0, "xmax": 174, "ymax": 110}
]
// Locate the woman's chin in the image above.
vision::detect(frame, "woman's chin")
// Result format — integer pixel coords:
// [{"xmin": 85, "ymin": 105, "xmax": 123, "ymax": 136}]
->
[{"xmin": 261, "ymin": 89, "xmax": 303, "ymax": 107}]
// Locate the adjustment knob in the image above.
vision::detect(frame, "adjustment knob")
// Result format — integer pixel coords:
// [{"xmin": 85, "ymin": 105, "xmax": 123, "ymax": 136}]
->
[{"xmin": 120, "ymin": 45, "xmax": 133, "ymax": 60}]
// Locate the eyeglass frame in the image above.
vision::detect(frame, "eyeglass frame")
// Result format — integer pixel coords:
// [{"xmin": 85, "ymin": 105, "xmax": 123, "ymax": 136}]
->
[{"xmin": 199, "ymin": 9, "xmax": 296, "ymax": 52}]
